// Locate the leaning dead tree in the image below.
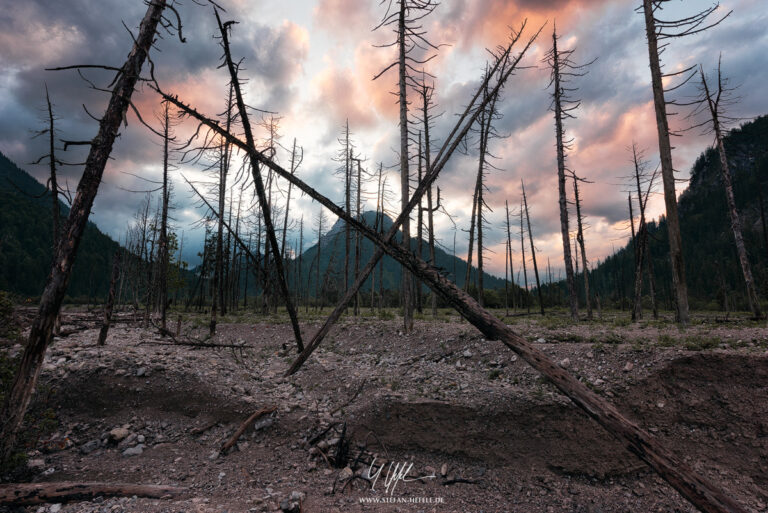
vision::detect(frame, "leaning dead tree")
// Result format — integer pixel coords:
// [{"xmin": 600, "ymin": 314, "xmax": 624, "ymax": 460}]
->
[
  {"xmin": 640, "ymin": 0, "xmax": 730, "ymax": 324},
  {"xmin": 0, "ymin": 0, "xmax": 168, "ymax": 463},
  {"xmin": 214, "ymin": 9, "xmax": 303, "ymax": 351},
  {"xmin": 546, "ymin": 26, "xmax": 591, "ymax": 320},
  {"xmin": 521, "ymin": 179, "xmax": 544, "ymax": 314},
  {"xmin": 695, "ymin": 59, "xmax": 762, "ymax": 319},
  {"xmin": 156, "ymin": 54, "xmax": 748, "ymax": 511},
  {"xmin": 373, "ymin": 0, "xmax": 441, "ymax": 332}
]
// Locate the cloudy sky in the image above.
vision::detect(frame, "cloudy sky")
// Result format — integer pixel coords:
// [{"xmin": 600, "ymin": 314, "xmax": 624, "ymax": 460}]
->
[{"xmin": 1, "ymin": 0, "xmax": 767, "ymax": 283}]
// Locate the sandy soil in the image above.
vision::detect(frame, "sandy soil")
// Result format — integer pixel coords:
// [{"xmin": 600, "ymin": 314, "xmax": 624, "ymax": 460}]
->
[{"xmin": 1, "ymin": 309, "xmax": 767, "ymax": 513}]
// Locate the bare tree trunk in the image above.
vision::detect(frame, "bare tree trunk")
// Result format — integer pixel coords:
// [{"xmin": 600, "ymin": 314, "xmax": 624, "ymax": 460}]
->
[
  {"xmin": 354, "ymin": 158, "xmax": 362, "ymax": 316},
  {"xmin": 464, "ymin": 176, "xmax": 480, "ymax": 292},
  {"xmin": 43, "ymin": 87, "xmax": 63, "ymax": 336},
  {"xmin": 642, "ymin": 0, "xmax": 690, "ymax": 324},
  {"xmin": 519, "ymin": 201, "xmax": 530, "ymax": 313},
  {"xmin": 0, "ymin": 0, "xmax": 166, "ymax": 463},
  {"xmin": 522, "ymin": 180, "xmax": 544, "ymax": 315},
  {"xmin": 98, "ymin": 251, "xmax": 121, "ymax": 346},
  {"xmin": 158, "ymin": 101, "xmax": 170, "ymax": 331},
  {"xmin": 344, "ymin": 124, "xmax": 351, "ymax": 302},
  {"xmin": 216, "ymin": 11, "xmax": 304, "ymax": 350},
  {"xmin": 572, "ymin": 175, "xmax": 592, "ymax": 319},
  {"xmin": 551, "ymin": 29, "xmax": 578, "ymax": 320},
  {"xmin": 397, "ymin": 1, "xmax": 413, "ymax": 332},
  {"xmin": 421, "ymin": 86, "xmax": 438, "ymax": 318},
  {"xmin": 416, "ymin": 132, "xmax": 424, "ymax": 313},
  {"xmin": 505, "ymin": 200, "xmax": 515, "ymax": 311}
]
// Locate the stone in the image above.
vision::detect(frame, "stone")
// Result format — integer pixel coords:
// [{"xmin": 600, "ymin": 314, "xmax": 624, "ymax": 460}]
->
[
  {"xmin": 80, "ymin": 440, "xmax": 100, "ymax": 455},
  {"xmin": 137, "ymin": 434, "xmax": 145, "ymax": 443},
  {"xmin": 109, "ymin": 427, "xmax": 131, "ymax": 443},
  {"xmin": 122, "ymin": 444, "xmax": 144, "ymax": 456},
  {"xmin": 136, "ymin": 367, "xmax": 147, "ymax": 377},
  {"xmin": 592, "ymin": 378, "xmax": 605, "ymax": 387},
  {"xmin": 440, "ymin": 463, "xmax": 448, "ymax": 477},
  {"xmin": 559, "ymin": 358, "xmax": 571, "ymax": 369},
  {"xmin": 49, "ymin": 504, "xmax": 62, "ymax": 513},
  {"xmin": 27, "ymin": 459, "xmax": 45, "ymax": 470},
  {"xmin": 339, "ymin": 466, "xmax": 353, "ymax": 481},
  {"xmin": 623, "ymin": 362, "xmax": 634, "ymax": 372},
  {"xmin": 462, "ymin": 349, "xmax": 473, "ymax": 358}
]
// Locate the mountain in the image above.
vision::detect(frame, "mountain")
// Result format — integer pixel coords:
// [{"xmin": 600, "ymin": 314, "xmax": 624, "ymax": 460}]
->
[
  {"xmin": 582, "ymin": 115, "xmax": 768, "ymax": 311},
  {"xmin": 294, "ymin": 210, "xmax": 513, "ymax": 303},
  {"xmin": 0, "ymin": 152, "xmax": 121, "ymax": 300}
]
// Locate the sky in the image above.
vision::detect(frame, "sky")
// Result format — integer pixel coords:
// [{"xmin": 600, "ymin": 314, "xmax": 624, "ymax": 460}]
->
[{"xmin": 1, "ymin": 0, "xmax": 767, "ymax": 285}]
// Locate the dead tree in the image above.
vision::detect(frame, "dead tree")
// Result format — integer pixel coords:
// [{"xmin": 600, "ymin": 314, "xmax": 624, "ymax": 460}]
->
[
  {"xmin": 696, "ymin": 60, "xmax": 762, "ymax": 318},
  {"xmin": 0, "ymin": 0, "xmax": 168, "ymax": 463},
  {"xmin": 640, "ymin": 0, "xmax": 730, "ymax": 324},
  {"xmin": 157, "ymin": 100, "xmax": 174, "ymax": 332},
  {"xmin": 97, "ymin": 251, "xmax": 121, "ymax": 346},
  {"xmin": 571, "ymin": 172, "xmax": 592, "ymax": 319},
  {"xmin": 522, "ymin": 180, "xmax": 544, "ymax": 315},
  {"xmin": 504, "ymin": 200, "xmax": 516, "ymax": 314},
  {"xmin": 215, "ymin": 10, "xmax": 303, "ymax": 351},
  {"xmin": 519, "ymin": 199, "xmax": 530, "ymax": 313},
  {"xmin": 162, "ymin": 83, "xmax": 747, "ymax": 513},
  {"xmin": 419, "ymin": 81, "xmax": 441, "ymax": 317},
  {"xmin": 373, "ymin": 0, "xmax": 441, "ymax": 332},
  {"xmin": 546, "ymin": 26, "xmax": 592, "ymax": 321}
]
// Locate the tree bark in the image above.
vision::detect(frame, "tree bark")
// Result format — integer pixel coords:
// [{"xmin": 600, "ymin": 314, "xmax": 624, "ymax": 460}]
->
[
  {"xmin": 0, "ymin": 0, "xmax": 166, "ymax": 463},
  {"xmin": 642, "ymin": 0, "xmax": 690, "ymax": 324}
]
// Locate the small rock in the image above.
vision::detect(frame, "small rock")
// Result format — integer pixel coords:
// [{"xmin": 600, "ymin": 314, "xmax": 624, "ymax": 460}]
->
[
  {"xmin": 80, "ymin": 440, "xmax": 100, "ymax": 455},
  {"xmin": 339, "ymin": 466, "xmax": 354, "ymax": 481},
  {"xmin": 27, "ymin": 459, "xmax": 46, "ymax": 470},
  {"xmin": 49, "ymin": 504, "xmax": 62, "ymax": 513},
  {"xmin": 592, "ymin": 378, "xmax": 605, "ymax": 387},
  {"xmin": 122, "ymin": 444, "xmax": 144, "ymax": 456},
  {"xmin": 623, "ymin": 362, "xmax": 634, "ymax": 372},
  {"xmin": 136, "ymin": 434, "xmax": 145, "ymax": 443},
  {"xmin": 559, "ymin": 358, "xmax": 571, "ymax": 369},
  {"xmin": 136, "ymin": 367, "xmax": 147, "ymax": 377},
  {"xmin": 289, "ymin": 491, "xmax": 305, "ymax": 502},
  {"xmin": 536, "ymin": 338, "xmax": 546, "ymax": 343},
  {"xmin": 109, "ymin": 427, "xmax": 131, "ymax": 443},
  {"xmin": 440, "ymin": 463, "xmax": 448, "ymax": 477},
  {"xmin": 280, "ymin": 499, "xmax": 300, "ymax": 513},
  {"xmin": 462, "ymin": 349, "xmax": 473, "ymax": 358}
]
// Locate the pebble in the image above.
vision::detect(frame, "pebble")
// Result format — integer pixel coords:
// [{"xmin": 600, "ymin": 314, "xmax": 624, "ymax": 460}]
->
[
  {"xmin": 559, "ymin": 358, "xmax": 571, "ymax": 369},
  {"xmin": 80, "ymin": 440, "xmax": 100, "ymax": 454},
  {"xmin": 122, "ymin": 444, "xmax": 144, "ymax": 456},
  {"xmin": 136, "ymin": 367, "xmax": 147, "ymax": 377},
  {"xmin": 109, "ymin": 427, "xmax": 131, "ymax": 443},
  {"xmin": 623, "ymin": 362, "xmax": 634, "ymax": 372},
  {"xmin": 49, "ymin": 505, "xmax": 62, "ymax": 513}
]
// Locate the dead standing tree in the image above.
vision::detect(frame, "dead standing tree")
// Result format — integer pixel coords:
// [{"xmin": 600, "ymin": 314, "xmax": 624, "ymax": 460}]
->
[
  {"xmin": 157, "ymin": 70, "xmax": 749, "ymax": 512},
  {"xmin": 214, "ymin": 9, "xmax": 303, "ymax": 352},
  {"xmin": 640, "ymin": 0, "xmax": 730, "ymax": 324},
  {"xmin": 0, "ymin": 0, "xmax": 169, "ymax": 463},
  {"xmin": 546, "ymin": 26, "xmax": 592, "ymax": 321},
  {"xmin": 373, "ymin": 0, "xmax": 441, "ymax": 333},
  {"xmin": 695, "ymin": 59, "xmax": 762, "ymax": 319},
  {"xmin": 522, "ymin": 180, "xmax": 544, "ymax": 314},
  {"xmin": 570, "ymin": 171, "xmax": 592, "ymax": 319}
]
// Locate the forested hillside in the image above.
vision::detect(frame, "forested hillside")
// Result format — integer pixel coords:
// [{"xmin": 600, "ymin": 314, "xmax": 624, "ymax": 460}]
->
[
  {"xmin": 582, "ymin": 115, "xmax": 768, "ymax": 311},
  {"xmin": 0, "ymin": 152, "xmax": 120, "ymax": 300}
]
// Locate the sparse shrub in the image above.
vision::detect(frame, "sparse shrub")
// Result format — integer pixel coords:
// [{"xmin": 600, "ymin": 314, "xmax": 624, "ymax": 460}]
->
[{"xmin": 657, "ymin": 334, "xmax": 676, "ymax": 347}]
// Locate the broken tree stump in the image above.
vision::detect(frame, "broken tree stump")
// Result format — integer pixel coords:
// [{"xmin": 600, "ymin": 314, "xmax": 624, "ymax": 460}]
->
[
  {"xmin": 97, "ymin": 250, "xmax": 121, "ymax": 346},
  {"xmin": 0, "ymin": 482, "xmax": 185, "ymax": 505}
]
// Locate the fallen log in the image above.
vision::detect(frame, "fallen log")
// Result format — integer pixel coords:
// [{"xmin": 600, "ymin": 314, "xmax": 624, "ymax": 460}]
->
[
  {"xmin": 220, "ymin": 406, "xmax": 277, "ymax": 454},
  {"xmin": 0, "ymin": 482, "xmax": 184, "ymax": 505}
]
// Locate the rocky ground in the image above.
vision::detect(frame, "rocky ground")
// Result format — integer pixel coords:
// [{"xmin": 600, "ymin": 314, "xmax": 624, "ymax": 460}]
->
[{"xmin": 1, "ymin": 308, "xmax": 767, "ymax": 513}]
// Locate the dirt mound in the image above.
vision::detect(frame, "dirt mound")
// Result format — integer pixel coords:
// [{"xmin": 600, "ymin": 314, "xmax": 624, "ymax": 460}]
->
[
  {"xmin": 352, "ymin": 353, "xmax": 768, "ymax": 484},
  {"xmin": 50, "ymin": 367, "xmax": 249, "ymax": 424}
]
